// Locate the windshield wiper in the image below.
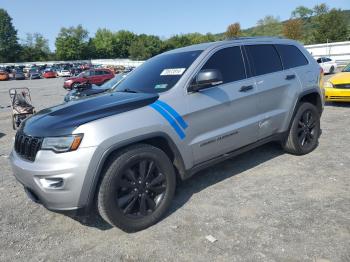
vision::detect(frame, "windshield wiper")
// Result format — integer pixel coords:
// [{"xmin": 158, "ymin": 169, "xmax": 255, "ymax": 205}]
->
[{"xmin": 118, "ymin": 88, "xmax": 138, "ymax": 93}]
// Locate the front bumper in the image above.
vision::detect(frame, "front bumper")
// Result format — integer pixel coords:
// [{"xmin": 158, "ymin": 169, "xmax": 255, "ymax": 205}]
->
[
  {"xmin": 63, "ymin": 82, "xmax": 73, "ymax": 89},
  {"xmin": 10, "ymin": 146, "xmax": 97, "ymax": 211},
  {"xmin": 325, "ymin": 87, "xmax": 350, "ymax": 102}
]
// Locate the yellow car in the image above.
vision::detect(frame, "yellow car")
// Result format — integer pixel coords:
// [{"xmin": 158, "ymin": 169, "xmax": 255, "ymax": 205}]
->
[{"xmin": 324, "ymin": 63, "xmax": 350, "ymax": 102}]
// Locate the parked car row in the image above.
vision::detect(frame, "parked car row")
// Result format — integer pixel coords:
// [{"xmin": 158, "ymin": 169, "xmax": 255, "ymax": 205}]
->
[{"xmin": 0, "ymin": 63, "xmax": 136, "ymax": 81}]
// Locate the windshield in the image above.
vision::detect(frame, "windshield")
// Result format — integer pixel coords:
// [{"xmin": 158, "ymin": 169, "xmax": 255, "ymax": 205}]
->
[
  {"xmin": 342, "ymin": 64, "xmax": 350, "ymax": 72},
  {"xmin": 78, "ymin": 71, "xmax": 90, "ymax": 78},
  {"xmin": 115, "ymin": 50, "xmax": 202, "ymax": 93}
]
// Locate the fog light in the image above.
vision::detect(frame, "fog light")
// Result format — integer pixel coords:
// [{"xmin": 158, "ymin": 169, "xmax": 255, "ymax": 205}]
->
[{"xmin": 40, "ymin": 178, "xmax": 64, "ymax": 189}]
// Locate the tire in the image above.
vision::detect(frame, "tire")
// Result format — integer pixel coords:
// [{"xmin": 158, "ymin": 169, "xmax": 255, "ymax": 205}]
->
[
  {"xmin": 282, "ymin": 102, "xmax": 321, "ymax": 155},
  {"xmin": 71, "ymin": 82, "xmax": 80, "ymax": 89},
  {"xmin": 329, "ymin": 66, "xmax": 335, "ymax": 74},
  {"xmin": 97, "ymin": 144, "xmax": 176, "ymax": 232},
  {"xmin": 12, "ymin": 114, "xmax": 17, "ymax": 130}
]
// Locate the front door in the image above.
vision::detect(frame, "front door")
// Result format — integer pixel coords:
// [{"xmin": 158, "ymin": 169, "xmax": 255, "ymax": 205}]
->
[{"xmin": 185, "ymin": 46, "xmax": 260, "ymax": 165}]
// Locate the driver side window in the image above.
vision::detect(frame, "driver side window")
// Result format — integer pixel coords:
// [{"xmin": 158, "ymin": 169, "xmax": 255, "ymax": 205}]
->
[{"xmin": 201, "ymin": 46, "xmax": 246, "ymax": 84}]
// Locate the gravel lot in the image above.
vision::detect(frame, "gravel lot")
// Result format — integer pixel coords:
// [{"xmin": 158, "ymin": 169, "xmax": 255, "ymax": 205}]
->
[{"xmin": 0, "ymin": 77, "xmax": 349, "ymax": 262}]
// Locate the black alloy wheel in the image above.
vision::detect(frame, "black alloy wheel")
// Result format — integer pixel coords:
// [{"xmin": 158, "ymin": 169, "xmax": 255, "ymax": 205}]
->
[
  {"xmin": 282, "ymin": 102, "xmax": 320, "ymax": 155},
  {"xmin": 116, "ymin": 159, "xmax": 166, "ymax": 218},
  {"xmin": 297, "ymin": 109, "xmax": 317, "ymax": 148},
  {"xmin": 97, "ymin": 144, "xmax": 176, "ymax": 232}
]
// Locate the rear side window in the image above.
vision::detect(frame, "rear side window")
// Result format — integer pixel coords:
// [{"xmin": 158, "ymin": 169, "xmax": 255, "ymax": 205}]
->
[
  {"xmin": 245, "ymin": 45, "xmax": 282, "ymax": 76},
  {"xmin": 93, "ymin": 71, "xmax": 102, "ymax": 75},
  {"xmin": 275, "ymin": 44, "xmax": 308, "ymax": 69},
  {"xmin": 201, "ymin": 46, "xmax": 246, "ymax": 84}
]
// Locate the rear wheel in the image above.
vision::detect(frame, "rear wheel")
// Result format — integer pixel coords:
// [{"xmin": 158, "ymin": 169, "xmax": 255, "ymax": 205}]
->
[
  {"xmin": 329, "ymin": 66, "xmax": 335, "ymax": 74},
  {"xmin": 283, "ymin": 102, "xmax": 320, "ymax": 155},
  {"xmin": 97, "ymin": 144, "xmax": 176, "ymax": 232}
]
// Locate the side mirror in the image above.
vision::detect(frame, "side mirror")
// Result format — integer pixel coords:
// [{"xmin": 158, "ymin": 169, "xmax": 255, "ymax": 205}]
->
[{"xmin": 188, "ymin": 69, "xmax": 223, "ymax": 92}]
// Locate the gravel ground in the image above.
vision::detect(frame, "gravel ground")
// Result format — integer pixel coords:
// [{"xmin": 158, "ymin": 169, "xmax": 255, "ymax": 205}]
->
[{"xmin": 0, "ymin": 77, "xmax": 349, "ymax": 262}]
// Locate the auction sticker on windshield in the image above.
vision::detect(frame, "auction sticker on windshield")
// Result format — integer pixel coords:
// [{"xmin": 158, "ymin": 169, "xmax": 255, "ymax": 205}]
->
[{"xmin": 160, "ymin": 68, "xmax": 186, "ymax": 76}]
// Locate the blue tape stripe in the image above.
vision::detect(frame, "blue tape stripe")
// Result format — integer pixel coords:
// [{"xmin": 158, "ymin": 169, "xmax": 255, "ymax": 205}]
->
[
  {"xmin": 154, "ymin": 100, "xmax": 188, "ymax": 130},
  {"xmin": 150, "ymin": 103, "xmax": 186, "ymax": 140}
]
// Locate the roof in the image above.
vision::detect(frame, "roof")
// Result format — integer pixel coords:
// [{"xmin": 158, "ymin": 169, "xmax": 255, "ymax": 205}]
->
[{"xmin": 164, "ymin": 36, "xmax": 295, "ymax": 55}]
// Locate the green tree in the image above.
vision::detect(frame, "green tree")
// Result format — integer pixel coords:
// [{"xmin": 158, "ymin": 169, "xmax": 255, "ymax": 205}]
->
[
  {"xmin": 283, "ymin": 19, "xmax": 303, "ymax": 40},
  {"xmin": 20, "ymin": 33, "xmax": 50, "ymax": 61},
  {"xmin": 313, "ymin": 3, "xmax": 329, "ymax": 16},
  {"xmin": 92, "ymin": 28, "xmax": 116, "ymax": 58},
  {"xmin": 312, "ymin": 8, "xmax": 348, "ymax": 43},
  {"xmin": 165, "ymin": 34, "xmax": 192, "ymax": 49},
  {"xmin": 0, "ymin": 9, "xmax": 20, "ymax": 62},
  {"xmin": 55, "ymin": 25, "xmax": 89, "ymax": 60},
  {"xmin": 226, "ymin": 23, "xmax": 241, "ymax": 38},
  {"xmin": 291, "ymin": 6, "xmax": 313, "ymax": 19},
  {"xmin": 114, "ymin": 30, "xmax": 136, "ymax": 58},
  {"xmin": 129, "ymin": 34, "xmax": 162, "ymax": 60},
  {"xmin": 252, "ymin": 16, "xmax": 282, "ymax": 36}
]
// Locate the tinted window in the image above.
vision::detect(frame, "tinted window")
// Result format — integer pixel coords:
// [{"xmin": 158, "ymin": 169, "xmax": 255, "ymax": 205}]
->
[
  {"xmin": 115, "ymin": 50, "xmax": 202, "ymax": 93},
  {"xmin": 95, "ymin": 70, "xmax": 104, "ymax": 76},
  {"xmin": 275, "ymin": 44, "xmax": 308, "ymax": 69},
  {"xmin": 245, "ymin": 45, "xmax": 282, "ymax": 76},
  {"xmin": 201, "ymin": 46, "xmax": 246, "ymax": 84},
  {"xmin": 317, "ymin": 58, "xmax": 322, "ymax": 63}
]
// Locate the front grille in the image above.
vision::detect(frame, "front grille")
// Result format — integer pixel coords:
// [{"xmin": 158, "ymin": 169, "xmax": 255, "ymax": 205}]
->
[
  {"xmin": 14, "ymin": 133, "xmax": 43, "ymax": 161},
  {"xmin": 328, "ymin": 96, "xmax": 350, "ymax": 101},
  {"xmin": 334, "ymin": 84, "xmax": 350, "ymax": 89}
]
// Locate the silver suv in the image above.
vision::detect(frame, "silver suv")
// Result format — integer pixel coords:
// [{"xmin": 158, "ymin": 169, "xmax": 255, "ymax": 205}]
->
[{"xmin": 10, "ymin": 37, "xmax": 324, "ymax": 232}]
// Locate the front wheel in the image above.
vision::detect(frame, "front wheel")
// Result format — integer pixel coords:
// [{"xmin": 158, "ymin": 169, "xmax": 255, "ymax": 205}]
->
[
  {"xmin": 282, "ymin": 102, "xmax": 321, "ymax": 155},
  {"xmin": 71, "ymin": 82, "xmax": 80, "ymax": 89},
  {"xmin": 97, "ymin": 144, "xmax": 176, "ymax": 232}
]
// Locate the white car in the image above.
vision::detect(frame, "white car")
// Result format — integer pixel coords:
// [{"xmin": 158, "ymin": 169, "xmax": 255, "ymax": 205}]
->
[
  {"xmin": 316, "ymin": 57, "xmax": 337, "ymax": 74},
  {"xmin": 57, "ymin": 69, "xmax": 71, "ymax": 77}
]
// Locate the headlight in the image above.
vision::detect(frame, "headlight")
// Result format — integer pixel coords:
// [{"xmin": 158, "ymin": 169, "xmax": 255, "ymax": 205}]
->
[
  {"xmin": 324, "ymin": 81, "xmax": 333, "ymax": 88},
  {"xmin": 42, "ymin": 134, "xmax": 83, "ymax": 153}
]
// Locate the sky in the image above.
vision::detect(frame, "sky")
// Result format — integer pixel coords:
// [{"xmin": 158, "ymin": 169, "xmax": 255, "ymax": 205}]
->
[{"xmin": 0, "ymin": 0, "xmax": 349, "ymax": 50}]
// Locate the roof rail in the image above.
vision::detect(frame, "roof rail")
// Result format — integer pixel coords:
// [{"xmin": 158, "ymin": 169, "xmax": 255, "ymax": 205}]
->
[{"xmin": 226, "ymin": 36, "xmax": 285, "ymax": 41}]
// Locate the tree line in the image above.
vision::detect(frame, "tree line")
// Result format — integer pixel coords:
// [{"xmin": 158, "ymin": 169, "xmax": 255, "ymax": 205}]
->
[{"xmin": 0, "ymin": 3, "xmax": 349, "ymax": 63}]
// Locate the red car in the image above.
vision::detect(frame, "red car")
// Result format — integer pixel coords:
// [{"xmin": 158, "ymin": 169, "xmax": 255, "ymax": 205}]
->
[
  {"xmin": 42, "ymin": 70, "xmax": 57, "ymax": 78},
  {"xmin": 63, "ymin": 69, "xmax": 114, "ymax": 89}
]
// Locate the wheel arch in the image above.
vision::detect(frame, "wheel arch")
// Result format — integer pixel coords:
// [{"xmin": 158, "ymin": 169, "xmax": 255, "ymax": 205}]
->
[
  {"xmin": 298, "ymin": 90, "xmax": 323, "ymax": 115},
  {"xmin": 286, "ymin": 89, "xmax": 323, "ymax": 134},
  {"xmin": 78, "ymin": 132, "xmax": 186, "ymax": 209}
]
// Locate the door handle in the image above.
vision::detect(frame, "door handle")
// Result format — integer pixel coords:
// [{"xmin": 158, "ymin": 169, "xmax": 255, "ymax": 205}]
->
[
  {"xmin": 239, "ymin": 85, "xmax": 254, "ymax": 92},
  {"xmin": 285, "ymin": 74, "xmax": 296, "ymax": 80}
]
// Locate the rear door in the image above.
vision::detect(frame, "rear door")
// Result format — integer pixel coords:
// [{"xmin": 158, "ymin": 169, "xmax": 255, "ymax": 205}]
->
[
  {"xmin": 185, "ymin": 45, "xmax": 260, "ymax": 165},
  {"xmin": 244, "ymin": 44, "xmax": 301, "ymax": 139}
]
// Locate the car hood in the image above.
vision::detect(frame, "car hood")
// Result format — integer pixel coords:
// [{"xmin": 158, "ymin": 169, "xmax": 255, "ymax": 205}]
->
[
  {"xmin": 21, "ymin": 91, "xmax": 159, "ymax": 137},
  {"xmin": 65, "ymin": 76, "xmax": 79, "ymax": 81},
  {"xmin": 329, "ymin": 72, "xmax": 350, "ymax": 85}
]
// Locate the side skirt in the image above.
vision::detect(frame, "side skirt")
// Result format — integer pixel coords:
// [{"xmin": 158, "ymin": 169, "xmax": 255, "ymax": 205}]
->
[{"xmin": 183, "ymin": 132, "xmax": 287, "ymax": 179}]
